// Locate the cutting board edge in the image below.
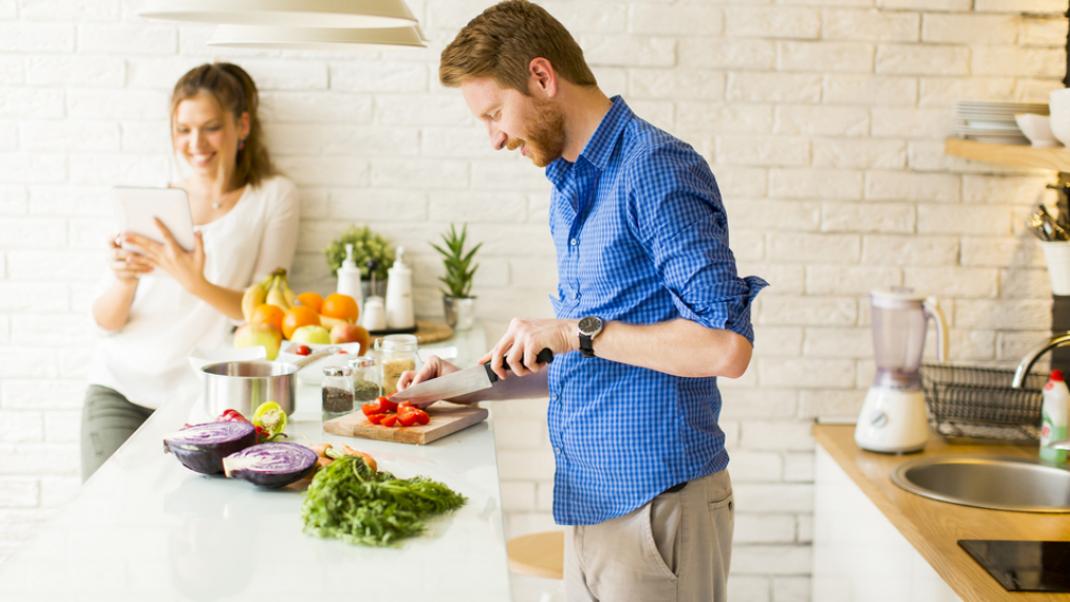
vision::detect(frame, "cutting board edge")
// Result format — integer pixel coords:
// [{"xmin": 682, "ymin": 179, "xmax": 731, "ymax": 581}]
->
[{"xmin": 415, "ymin": 407, "xmax": 489, "ymax": 444}]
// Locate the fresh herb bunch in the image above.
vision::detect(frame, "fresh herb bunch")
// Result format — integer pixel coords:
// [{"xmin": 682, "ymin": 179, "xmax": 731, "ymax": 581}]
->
[
  {"xmin": 324, "ymin": 225, "xmax": 395, "ymax": 281},
  {"xmin": 431, "ymin": 223, "xmax": 482, "ymax": 298},
  {"xmin": 301, "ymin": 455, "xmax": 467, "ymax": 547}
]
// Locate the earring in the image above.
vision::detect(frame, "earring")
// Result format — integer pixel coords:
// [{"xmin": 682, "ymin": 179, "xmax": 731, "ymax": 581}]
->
[{"xmin": 238, "ymin": 137, "xmax": 246, "ymax": 151}]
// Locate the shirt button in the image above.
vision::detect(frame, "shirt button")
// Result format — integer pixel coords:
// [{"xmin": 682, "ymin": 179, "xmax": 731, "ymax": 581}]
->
[
  {"xmin": 554, "ymin": 447, "xmax": 562, "ymax": 455},
  {"xmin": 569, "ymin": 238, "xmax": 578, "ymax": 246}
]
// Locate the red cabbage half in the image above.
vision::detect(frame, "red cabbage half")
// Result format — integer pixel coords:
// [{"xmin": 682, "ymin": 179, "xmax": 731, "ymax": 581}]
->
[
  {"xmin": 223, "ymin": 442, "xmax": 318, "ymax": 489},
  {"xmin": 163, "ymin": 421, "xmax": 257, "ymax": 475}
]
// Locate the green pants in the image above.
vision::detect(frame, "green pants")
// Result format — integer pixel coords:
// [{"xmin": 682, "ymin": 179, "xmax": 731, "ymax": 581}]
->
[{"xmin": 80, "ymin": 385, "xmax": 153, "ymax": 481}]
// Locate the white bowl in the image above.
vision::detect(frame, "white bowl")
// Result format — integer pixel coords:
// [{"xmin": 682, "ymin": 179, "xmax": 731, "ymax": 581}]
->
[
  {"xmin": 1048, "ymin": 89, "xmax": 1070, "ymax": 146},
  {"xmin": 1015, "ymin": 113, "xmax": 1058, "ymax": 147},
  {"xmin": 278, "ymin": 341, "xmax": 365, "ymax": 386}
]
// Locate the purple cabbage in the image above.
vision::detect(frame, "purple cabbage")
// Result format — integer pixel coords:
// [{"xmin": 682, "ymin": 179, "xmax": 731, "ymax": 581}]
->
[
  {"xmin": 223, "ymin": 442, "xmax": 318, "ymax": 488},
  {"xmin": 163, "ymin": 421, "xmax": 257, "ymax": 475}
]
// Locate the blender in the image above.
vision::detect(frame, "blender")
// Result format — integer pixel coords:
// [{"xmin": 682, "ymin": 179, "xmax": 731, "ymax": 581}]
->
[{"xmin": 855, "ymin": 289, "xmax": 949, "ymax": 453}]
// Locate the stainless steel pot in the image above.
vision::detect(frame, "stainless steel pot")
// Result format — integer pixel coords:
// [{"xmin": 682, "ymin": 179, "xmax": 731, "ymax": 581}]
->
[{"xmin": 200, "ymin": 348, "xmax": 333, "ymax": 417}]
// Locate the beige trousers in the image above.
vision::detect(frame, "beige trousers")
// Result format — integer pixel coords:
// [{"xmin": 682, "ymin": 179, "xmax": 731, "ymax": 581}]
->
[{"xmin": 564, "ymin": 470, "xmax": 734, "ymax": 602}]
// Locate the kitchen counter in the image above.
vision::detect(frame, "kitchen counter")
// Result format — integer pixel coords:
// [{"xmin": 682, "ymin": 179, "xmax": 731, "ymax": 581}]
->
[
  {"xmin": 814, "ymin": 424, "xmax": 1070, "ymax": 601},
  {"xmin": 0, "ymin": 330, "xmax": 511, "ymax": 602}
]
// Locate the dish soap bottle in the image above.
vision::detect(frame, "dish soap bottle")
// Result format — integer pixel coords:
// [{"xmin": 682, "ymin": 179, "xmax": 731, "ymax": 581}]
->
[
  {"xmin": 336, "ymin": 243, "xmax": 363, "ymax": 311},
  {"xmin": 385, "ymin": 246, "xmax": 414, "ymax": 330},
  {"xmin": 1040, "ymin": 368, "xmax": 1070, "ymax": 466}
]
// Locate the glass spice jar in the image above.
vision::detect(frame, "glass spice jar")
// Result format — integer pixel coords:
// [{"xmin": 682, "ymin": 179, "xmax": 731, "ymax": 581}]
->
[
  {"xmin": 321, "ymin": 365, "xmax": 354, "ymax": 422},
  {"xmin": 349, "ymin": 355, "xmax": 381, "ymax": 404},
  {"xmin": 379, "ymin": 334, "xmax": 418, "ymax": 397}
]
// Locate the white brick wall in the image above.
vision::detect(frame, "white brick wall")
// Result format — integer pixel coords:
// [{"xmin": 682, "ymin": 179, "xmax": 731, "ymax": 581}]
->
[{"xmin": 1, "ymin": 1, "xmax": 1066, "ymax": 599}]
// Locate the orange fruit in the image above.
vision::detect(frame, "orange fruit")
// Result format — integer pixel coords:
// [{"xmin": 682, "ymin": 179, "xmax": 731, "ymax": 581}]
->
[
  {"xmin": 295, "ymin": 291, "xmax": 324, "ymax": 313},
  {"xmin": 281, "ymin": 305, "xmax": 321, "ymax": 340},
  {"xmin": 250, "ymin": 303, "xmax": 284, "ymax": 332},
  {"xmin": 321, "ymin": 293, "xmax": 359, "ymax": 324}
]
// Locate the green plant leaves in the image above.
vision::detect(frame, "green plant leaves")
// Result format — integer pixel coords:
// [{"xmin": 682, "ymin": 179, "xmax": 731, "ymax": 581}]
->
[
  {"xmin": 324, "ymin": 225, "xmax": 395, "ymax": 280},
  {"xmin": 431, "ymin": 223, "xmax": 481, "ymax": 298}
]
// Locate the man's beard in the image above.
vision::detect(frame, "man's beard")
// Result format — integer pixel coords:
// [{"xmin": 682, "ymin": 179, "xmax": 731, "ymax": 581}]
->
[{"xmin": 518, "ymin": 99, "xmax": 565, "ymax": 167}]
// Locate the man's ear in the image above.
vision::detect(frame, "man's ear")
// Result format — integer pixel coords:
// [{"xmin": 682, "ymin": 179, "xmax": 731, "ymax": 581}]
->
[{"xmin": 528, "ymin": 57, "xmax": 558, "ymax": 98}]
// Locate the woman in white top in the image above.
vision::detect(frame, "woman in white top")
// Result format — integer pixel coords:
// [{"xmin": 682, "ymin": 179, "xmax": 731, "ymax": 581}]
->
[{"xmin": 83, "ymin": 63, "xmax": 300, "ymax": 480}]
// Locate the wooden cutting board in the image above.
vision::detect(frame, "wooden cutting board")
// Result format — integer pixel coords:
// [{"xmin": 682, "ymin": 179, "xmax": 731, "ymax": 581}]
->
[{"xmin": 322, "ymin": 402, "xmax": 489, "ymax": 445}]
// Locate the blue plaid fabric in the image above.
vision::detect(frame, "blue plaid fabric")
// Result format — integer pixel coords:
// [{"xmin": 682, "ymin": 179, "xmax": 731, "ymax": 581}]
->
[{"xmin": 544, "ymin": 96, "xmax": 767, "ymax": 526}]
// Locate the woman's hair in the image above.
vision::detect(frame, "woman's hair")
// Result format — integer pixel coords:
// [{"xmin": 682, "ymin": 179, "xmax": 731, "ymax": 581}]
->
[
  {"xmin": 439, "ymin": 0, "xmax": 596, "ymax": 93},
  {"xmin": 170, "ymin": 62, "xmax": 276, "ymax": 188}
]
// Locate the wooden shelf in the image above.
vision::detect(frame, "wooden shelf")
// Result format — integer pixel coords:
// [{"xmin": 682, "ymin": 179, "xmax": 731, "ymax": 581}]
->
[{"xmin": 945, "ymin": 137, "xmax": 1070, "ymax": 172}]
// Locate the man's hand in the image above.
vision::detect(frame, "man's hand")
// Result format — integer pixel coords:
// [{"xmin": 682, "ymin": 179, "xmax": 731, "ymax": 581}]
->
[
  {"xmin": 480, "ymin": 318, "xmax": 578, "ymax": 380},
  {"xmin": 395, "ymin": 355, "xmax": 461, "ymax": 408}
]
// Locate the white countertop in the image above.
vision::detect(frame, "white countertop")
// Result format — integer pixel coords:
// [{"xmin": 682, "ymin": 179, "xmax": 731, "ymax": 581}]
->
[{"xmin": 0, "ymin": 329, "xmax": 512, "ymax": 601}]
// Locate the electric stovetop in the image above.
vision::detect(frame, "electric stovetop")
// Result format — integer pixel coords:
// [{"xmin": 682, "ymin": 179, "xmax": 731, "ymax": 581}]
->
[{"xmin": 959, "ymin": 540, "xmax": 1070, "ymax": 593}]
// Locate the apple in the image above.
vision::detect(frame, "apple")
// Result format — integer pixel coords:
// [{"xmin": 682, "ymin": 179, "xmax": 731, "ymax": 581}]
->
[
  {"xmin": 291, "ymin": 324, "xmax": 331, "ymax": 345},
  {"xmin": 234, "ymin": 323, "xmax": 281, "ymax": 360},
  {"xmin": 331, "ymin": 323, "xmax": 371, "ymax": 353},
  {"xmin": 319, "ymin": 314, "xmax": 349, "ymax": 329}
]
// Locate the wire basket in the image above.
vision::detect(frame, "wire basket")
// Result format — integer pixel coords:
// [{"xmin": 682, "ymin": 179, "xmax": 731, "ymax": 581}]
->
[{"xmin": 921, "ymin": 363, "xmax": 1044, "ymax": 444}]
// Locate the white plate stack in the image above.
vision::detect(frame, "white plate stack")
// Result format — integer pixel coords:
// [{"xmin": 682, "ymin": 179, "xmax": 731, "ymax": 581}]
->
[{"xmin": 954, "ymin": 100, "xmax": 1047, "ymax": 145}]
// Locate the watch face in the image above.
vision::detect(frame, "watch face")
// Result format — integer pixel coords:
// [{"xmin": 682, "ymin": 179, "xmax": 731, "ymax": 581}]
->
[{"xmin": 578, "ymin": 316, "xmax": 601, "ymax": 334}]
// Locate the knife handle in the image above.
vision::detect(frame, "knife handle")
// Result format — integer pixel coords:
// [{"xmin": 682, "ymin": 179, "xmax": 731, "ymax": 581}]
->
[{"xmin": 483, "ymin": 348, "xmax": 555, "ymax": 383}]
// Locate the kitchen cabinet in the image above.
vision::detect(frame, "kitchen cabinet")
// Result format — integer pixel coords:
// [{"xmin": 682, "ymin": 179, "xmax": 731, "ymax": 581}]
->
[{"xmin": 813, "ymin": 424, "xmax": 1070, "ymax": 602}]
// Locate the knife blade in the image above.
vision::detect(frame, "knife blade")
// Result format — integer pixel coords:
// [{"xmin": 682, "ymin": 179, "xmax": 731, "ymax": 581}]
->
[{"xmin": 389, "ymin": 348, "xmax": 554, "ymax": 405}]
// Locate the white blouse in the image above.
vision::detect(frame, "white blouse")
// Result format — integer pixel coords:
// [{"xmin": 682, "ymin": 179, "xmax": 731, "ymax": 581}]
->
[{"xmin": 88, "ymin": 176, "xmax": 300, "ymax": 409}]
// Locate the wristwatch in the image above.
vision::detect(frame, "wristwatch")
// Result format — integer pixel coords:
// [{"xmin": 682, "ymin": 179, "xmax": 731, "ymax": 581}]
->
[{"xmin": 577, "ymin": 316, "xmax": 604, "ymax": 358}]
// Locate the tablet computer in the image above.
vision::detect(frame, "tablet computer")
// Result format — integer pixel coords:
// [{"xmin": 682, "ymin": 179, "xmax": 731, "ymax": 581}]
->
[{"xmin": 113, "ymin": 186, "xmax": 196, "ymax": 252}]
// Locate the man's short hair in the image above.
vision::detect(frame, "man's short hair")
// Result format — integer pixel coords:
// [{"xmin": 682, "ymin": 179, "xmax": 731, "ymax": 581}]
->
[{"xmin": 439, "ymin": 0, "xmax": 597, "ymax": 93}]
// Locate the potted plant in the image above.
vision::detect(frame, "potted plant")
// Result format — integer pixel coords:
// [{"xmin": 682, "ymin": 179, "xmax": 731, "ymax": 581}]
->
[
  {"xmin": 432, "ymin": 223, "xmax": 482, "ymax": 330},
  {"xmin": 324, "ymin": 225, "xmax": 395, "ymax": 298}
]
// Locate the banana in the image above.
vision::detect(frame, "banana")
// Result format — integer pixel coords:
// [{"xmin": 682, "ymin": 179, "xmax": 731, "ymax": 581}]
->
[
  {"xmin": 240, "ymin": 272, "xmax": 275, "ymax": 322},
  {"xmin": 265, "ymin": 278, "xmax": 289, "ymax": 311},
  {"xmin": 277, "ymin": 269, "xmax": 297, "ymax": 307}
]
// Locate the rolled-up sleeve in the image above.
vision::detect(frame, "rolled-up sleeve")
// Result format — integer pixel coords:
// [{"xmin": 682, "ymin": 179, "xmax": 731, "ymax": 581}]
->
[{"xmin": 626, "ymin": 144, "xmax": 768, "ymax": 342}]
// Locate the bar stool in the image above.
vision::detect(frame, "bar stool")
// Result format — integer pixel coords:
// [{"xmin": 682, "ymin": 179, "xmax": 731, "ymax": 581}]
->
[{"xmin": 506, "ymin": 530, "xmax": 564, "ymax": 580}]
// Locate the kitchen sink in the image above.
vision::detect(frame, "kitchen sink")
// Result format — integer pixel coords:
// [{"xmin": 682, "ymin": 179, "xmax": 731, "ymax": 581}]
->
[{"xmin": 891, "ymin": 456, "xmax": 1070, "ymax": 513}]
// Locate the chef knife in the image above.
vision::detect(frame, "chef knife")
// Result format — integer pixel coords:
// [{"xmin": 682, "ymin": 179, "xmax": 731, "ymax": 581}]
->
[{"xmin": 388, "ymin": 348, "xmax": 554, "ymax": 405}]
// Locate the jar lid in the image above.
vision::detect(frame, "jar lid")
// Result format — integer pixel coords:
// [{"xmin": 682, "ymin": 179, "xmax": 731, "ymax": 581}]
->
[
  {"xmin": 348, "ymin": 355, "xmax": 376, "ymax": 368},
  {"xmin": 322, "ymin": 366, "xmax": 351, "ymax": 377},
  {"xmin": 382, "ymin": 333, "xmax": 418, "ymax": 351}
]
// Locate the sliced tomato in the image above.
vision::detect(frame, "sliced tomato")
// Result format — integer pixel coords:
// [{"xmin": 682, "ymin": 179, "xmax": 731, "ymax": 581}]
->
[
  {"xmin": 413, "ymin": 409, "xmax": 430, "ymax": 425},
  {"xmin": 380, "ymin": 414, "xmax": 398, "ymax": 427},
  {"xmin": 366, "ymin": 413, "xmax": 385, "ymax": 425},
  {"xmin": 397, "ymin": 411, "xmax": 419, "ymax": 427},
  {"xmin": 376, "ymin": 396, "xmax": 399, "ymax": 413},
  {"xmin": 362, "ymin": 401, "xmax": 387, "ymax": 416}
]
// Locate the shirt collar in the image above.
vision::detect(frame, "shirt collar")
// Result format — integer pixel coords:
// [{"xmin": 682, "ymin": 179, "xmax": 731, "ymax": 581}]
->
[{"xmin": 545, "ymin": 95, "xmax": 631, "ymax": 189}]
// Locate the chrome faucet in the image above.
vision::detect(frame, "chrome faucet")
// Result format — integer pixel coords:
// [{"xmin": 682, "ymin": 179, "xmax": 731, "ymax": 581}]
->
[{"xmin": 1011, "ymin": 331, "xmax": 1070, "ymax": 388}]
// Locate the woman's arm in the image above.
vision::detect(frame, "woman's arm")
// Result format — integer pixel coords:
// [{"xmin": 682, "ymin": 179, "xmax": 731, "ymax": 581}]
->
[
  {"xmin": 92, "ymin": 279, "xmax": 139, "ymax": 332},
  {"xmin": 92, "ymin": 236, "xmax": 156, "ymax": 331},
  {"xmin": 123, "ymin": 223, "xmax": 245, "ymax": 321}
]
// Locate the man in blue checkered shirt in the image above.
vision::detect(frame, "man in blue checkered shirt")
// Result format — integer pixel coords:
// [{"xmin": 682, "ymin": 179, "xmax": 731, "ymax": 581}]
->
[{"xmin": 398, "ymin": 2, "xmax": 766, "ymax": 600}]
